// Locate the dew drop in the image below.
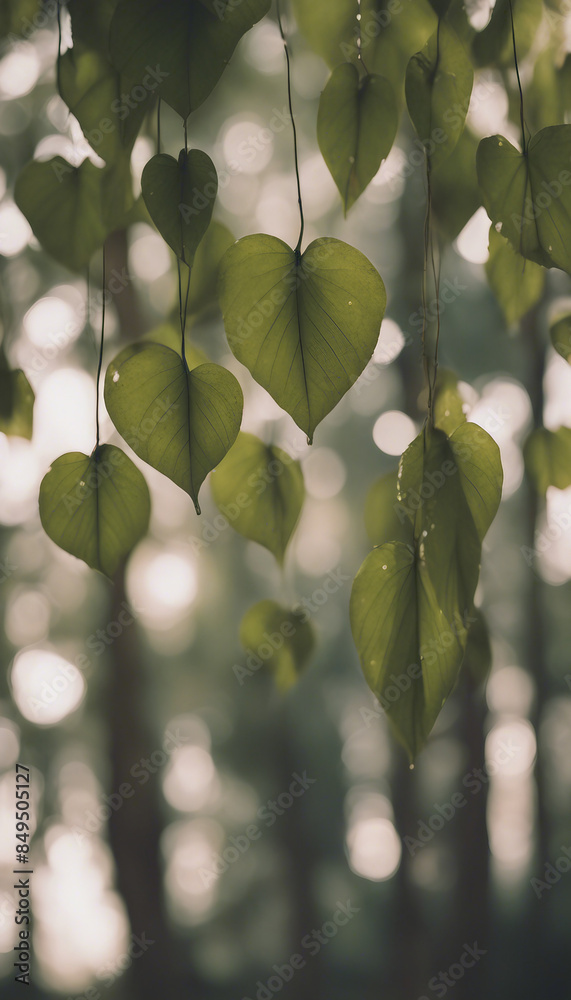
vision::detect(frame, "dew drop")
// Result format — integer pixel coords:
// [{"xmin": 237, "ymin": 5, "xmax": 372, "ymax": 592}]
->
[
  {"xmin": 382, "ymin": 564, "xmax": 387, "ymax": 570},
  {"xmin": 495, "ymin": 221, "xmax": 503, "ymax": 233},
  {"xmin": 112, "ymin": 371, "xmax": 120, "ymax": 382},
  {"xmin": 409, "ymin": 763, "xmax": 415, "ymax": 770},
  {"xmin": 348, "ymin": 156, "xmax": 355, "ymax": 164}
]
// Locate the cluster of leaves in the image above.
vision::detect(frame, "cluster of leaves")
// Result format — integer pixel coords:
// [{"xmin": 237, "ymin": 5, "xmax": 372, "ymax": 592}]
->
[{"xmin": 4, "ymin": 0, "xmax": 571, "ymax": 756}]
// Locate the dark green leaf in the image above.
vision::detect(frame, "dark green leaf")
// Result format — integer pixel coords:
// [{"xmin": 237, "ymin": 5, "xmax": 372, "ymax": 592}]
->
[
  {"xmin": 477, "ymin": 126, "xmax": 571, "ymax": 274},
  {"xmin": 432, "ymin": 368, "xmax": 466, "ymax": 435},
  {"xmin": 14, "ymin": 158, "xmax": 108, "ymax": 272},
  {"xmin": 405, "ymin": 22, "xmax": 473, "ymax": 168},
  {"xmin": 550, "ymin": 312, "xmax": 571, "ymax": 363},
  {"xmin": 485, "ymin": 226, "xmax": 545, "ymax": 327},
  {"xmin": 109, "ymin": 0, "xmax": 271, "ymax": 120},
  {"xmin": 0, "ymin": 366, "xmax": 34, "ymax": 439},
  {"xmin": 317, "ymin": 64, "xmax": 398, "ymax": 213},
  {"xmin": 524, "ymin": 426, "xmax": 571, "ymax": 493},
  {"xmin": 431, "ymin": 127, "xmax": 481, "ymax": 241},
  {"xmin": 39, "ymin": 445, "xmax": 150, "ymax": 578},
  {"xmin": 218, "ymin": 234, "xmax": 386, "ymax": 442},
  {"xmin": 185, "ymin": 221, "xmax": 234, "ymax": 321},
  {"xmin": 141, "ymin": 150, "xmax": 217, "ymax": 264},
  {"xmin": 210, "ymin": 432, "xmax": 305, "ymax": 564},
  {"xmin": 104, "ymin": 343, "xmax": 243, "ymax": 513},
  {"xmin": 239, "ymin": 600, "xmax": 315, "ymax": 692},
  {"xmin": 472, "ymin": 0, "xmax": 542, "ymax": 68},
  {"xmin": 463, "ymin": 607, "xmax": 492, "ymax": 687}
]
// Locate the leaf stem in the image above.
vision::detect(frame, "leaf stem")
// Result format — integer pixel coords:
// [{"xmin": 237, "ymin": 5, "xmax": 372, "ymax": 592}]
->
[
  {"xmin": 356, "ymin": 0, "xmax": 369, "ymax": 75},
  {"xmin": 177, "ymin": 257, "xmax": 191, "ymax": 373},
  {"xmin": 276, "ymin": 0, "xmax": 305, "ymax": 254},
  {"xmin": 508, "ymin": 0, "xmax": 527, "ymax": 155},
  {"xmin": 95, "ymin": 247, "xmax": 106, "ymax": 451},
  {"xmin": 157, "ymin": 97, "xmax": 161, "ymax": 154}
]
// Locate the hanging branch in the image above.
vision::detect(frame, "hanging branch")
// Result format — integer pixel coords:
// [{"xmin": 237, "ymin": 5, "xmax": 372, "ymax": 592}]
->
[
  {"xmin": 276, "ymin": 0, "xmax": 305, "ymax": 256},
  {"xmin": 95, "ymin": 248, "xmax": 106, "ymax": 452}
]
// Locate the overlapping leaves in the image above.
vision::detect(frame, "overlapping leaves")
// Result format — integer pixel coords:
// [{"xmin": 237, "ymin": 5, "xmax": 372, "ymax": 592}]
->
[
  {"xmin": 351, "ymin": 420, "xmax": 502, "ymax": 758},
  {"xmin": 238, "ymin": 600, "xmax": 315, "ymax": 692},
  {"xmin": 105, "ymin": 343, "xmax": 243, "ymax": 513}
]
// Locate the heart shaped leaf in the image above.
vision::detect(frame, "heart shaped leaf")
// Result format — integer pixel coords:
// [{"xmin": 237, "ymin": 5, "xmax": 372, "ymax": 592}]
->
[
  {"xmin": 210, "ymin": 432, "xmax": 305, "ymax": 565},
  {"xmin": 218, "ymin": 234, "xmax": 386, "ymax": 442},
  {"xmin": 39, "ymin": 445, "xmax": 150, "ymax": 578},
  {"xmin": 477, "ymin": 126, "xmax": 571, "ymax": 274},
  {"xmin": 405, "ymin": 22, "xmax": 473, "ymax": 169},
  {"xmin": 485, "ymin": 226, "xmax": 545, "ymax": 327},
  {"xmin": 238, "ymin": 600, "xmax": 315, "ymax": 692},
  {"xmin": 141, "ymin": 150, "xmax": 217, "ymax": 264},
  {"xmin": 317, "ymin": 64, "xmax": 398, "ymax": 213},
  {"xmin": 110, "ymin": 0, "xmax": 271, "ymax": 121},
  {"xmin": 104, "ymin": 343, "xmax": 243, "ymax": 513},
  {"xmin": 15, "ymin": 158, "xmax": 108, "ymax": 272}
]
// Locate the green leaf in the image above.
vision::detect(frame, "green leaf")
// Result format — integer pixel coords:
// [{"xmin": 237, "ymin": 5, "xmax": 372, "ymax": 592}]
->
[
  {"xmin": 524, "ymin": 427, "xmax": 571, "ymax": 493},
  {"xmin": 317, "ymin": 64, "xmax": 398, "ymax": 213},
  {"xmin": 432, "ymin": 368, "xmax": 466, "ymax": 436},
  {"xmin": 39, "ymin": 445, "xmax": 150, "ymax": 578},
  {"xmin": 210, "ymin": 432, "xmax": 305, "ymax": 565},
  {"xmin": 0, "ymin": 366, "xmax": 34, "ymax": 439},
  {"xmin": 239, "ymin": 600, "xmax": 315, "ymax": 692},
  {"xmin": 58, "ymin": 45, "xmax": 148, "ymax": 164},
  {"xmin": 431, "ymin": 127, "xmax": 482, "ymax": 241},
  {"xmin": 104, "ymin": 343, "xmax": 243, "ymax": 514},
  {"xmin": 485, "ymin": 226, "xmax": 545, "ymax": 327},
  {"xmin": 472, "ymin": 0, "xmax": 542, "ymax": 68},
  {"xmin": 141, "ymin": 150, "xmax": 217, "ymax": 264},
  {"xmin": 0, "ymin": 0, "xmax": 40, "ymax": 39},
  {"xmin": 218, "ymin": 234, "xmax": 386, "ymax": 442},
  {"xmin": 364, "ymin": 468, "xmax": 413, "ymax": 546},
  {"xmin": 352, "ymin": 423, "xmax": 502, "ymax": 757},
  {"xmin": 405, "ymin": 21, "xmax": 473, "ymax": 169},
  {"xmin": 14, "ymin": 158, "xmax": 108, "ymax": 272},
  {"xmin": 477, "ymin": 126, "xmax": 571, "ymax": 274},
  {"xmin": 549, "ymin": 312, "xmax": 571, "ymax": 364},
  {"xmin": 109, "ymin": 0, "xmax": 271, "ymax": 121}
]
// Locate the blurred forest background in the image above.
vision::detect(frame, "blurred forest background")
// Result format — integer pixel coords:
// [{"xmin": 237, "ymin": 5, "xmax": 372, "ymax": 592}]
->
[{"xmin": 1, "ymin": 1, "xmax": 571, "ymax": 998}]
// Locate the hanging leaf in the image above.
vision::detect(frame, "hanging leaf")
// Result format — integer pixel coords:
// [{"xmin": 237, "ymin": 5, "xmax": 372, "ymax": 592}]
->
[
  {"xmin": 477, "ymin": 126, "xmax": 571, "ymax": 274},
  {"xmin": 472, "ymin": 0, "xmax": 543, "ymax": 68},
  {"xmin": 14, "ymin": 158, "xmax": 108, "ymax": 272},
  {"xmin": 109, "ymin": 0, "xmax": 271, "ymax": 121},
  {"xmin": 351, "ymin": 422, "xmax": 502, "ymax": 758},
  {"xmin": 431, "ymin": 127, "xmax": 482, "ymax": 241},
  {"xmin": 210, "ymin": 432, "xmax": 305, "ymax": 565},
  {"xmin": 405, "ymin": 21, "xmax": 473, "ymax": 169},
  {"xmin": 141, "ymin": 150, "xmax": 217, "ymax": 264},
  {"xmin": 67, "ymin": 0, "xmax": 117, "ymax": 53},
  {"xmin": 239, "ymin": 600, "xmax": 315, "ymax": 692},
  {"xmin": 485, "ymin": 226, "xmax": 545, "ymax": 327},
  {"xmin": 218, "ymin": 234, "xmax": 386, "ymax": 442},
  {"xmin": 364, "ymin": 468, "xmax": 413, "ymax": 547},
  {"xmin": 39, "ymin": 445, "xmax": 150, "ymax": 578},
  {"xmin": 0, "ymin": 364, "xmax": 34, "ymax": 439},
  {"xmin": 524, "ymin": 426, "xmax": 571, "ymax": 493},
  {"xmin": 58, "ymin": 45, "xmax": 149, "ymax": 164},
  {"xmin": 549, "ymin": 312, "xmax": 571, "ymax": 364},
  {"xmin": 317, "ymin": 64, "xmax": 398, "ymax": 213},
  {"xmin": 104, "ymin": 342, "xmax": 243, "ymax": 514}
]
